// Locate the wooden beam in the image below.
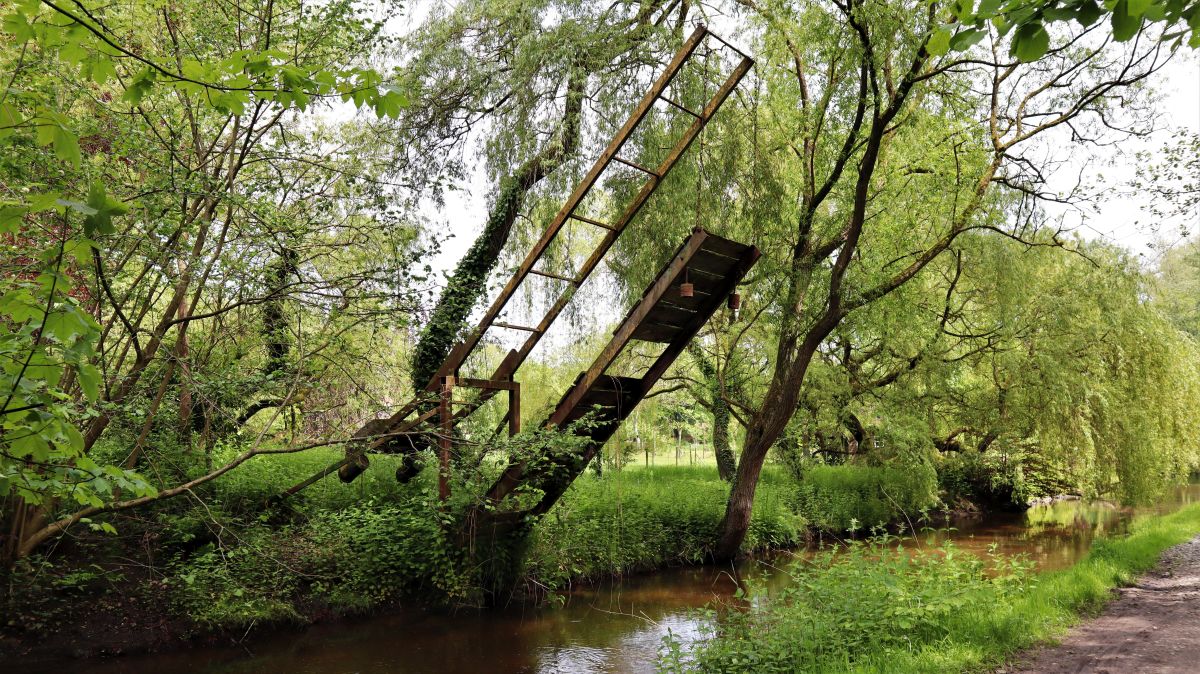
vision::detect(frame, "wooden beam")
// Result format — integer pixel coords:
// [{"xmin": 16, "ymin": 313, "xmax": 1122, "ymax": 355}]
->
[
  {"xmin": 528, "ymin": 268, "xmax": 579, "ymax": 284},
  {"xmin": 658, "ymin": 94, "xmax": 701, "ymax": 118},
  {"xmin": 446, "ymin": 26, "xmax": 711, "ymax": 375},
  {"xmin": 492, "ymin": 321, "xmax": 541, "ymax": 333},
  {"xmin": 568, "ymin": 213, "xmax": 616, "ymax": 230},
  {"xmin": 612, "ymin": 155, "xmax": 660, "ymax": 177},
  {"xmin": 549, "ymin": 231, "xmax": 709, "ymax": 426},
  {"xmin": 458, "ymin": 377, "xmax": 519, "ymax": 391}
]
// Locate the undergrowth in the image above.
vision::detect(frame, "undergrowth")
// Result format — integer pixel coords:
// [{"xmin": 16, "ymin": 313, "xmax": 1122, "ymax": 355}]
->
[
  {"xmin": 526, "ymin": 466, "xmax": 805, "ymax": 586},
  {"xmin": 164, "ymin": 459, "xmax": 804, "ymax": 627},
  {"xmin": 664, "ymin": 502, "xmax": 1200, "ymax": 673}
]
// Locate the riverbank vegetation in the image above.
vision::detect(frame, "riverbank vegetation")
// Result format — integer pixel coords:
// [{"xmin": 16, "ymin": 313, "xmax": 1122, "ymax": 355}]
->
[
  {"xmin": 4, "ymin": 0, "xmax": 1200, "ymax": 666},
  {"xmin": 666, "ymin": 502, "xmax": 1200, "ymax": 673}
]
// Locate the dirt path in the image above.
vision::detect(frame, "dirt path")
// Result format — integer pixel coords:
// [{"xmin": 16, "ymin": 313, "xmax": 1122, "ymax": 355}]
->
[{"xmin": 1011, "ymin": 535, "xmax": 1200, "ymax": 674}]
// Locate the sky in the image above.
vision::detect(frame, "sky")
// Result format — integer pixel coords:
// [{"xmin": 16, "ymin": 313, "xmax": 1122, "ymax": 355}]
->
[{"xmin": 1050, "ymin": 50, "xmax": 1200, "ymax": 261}]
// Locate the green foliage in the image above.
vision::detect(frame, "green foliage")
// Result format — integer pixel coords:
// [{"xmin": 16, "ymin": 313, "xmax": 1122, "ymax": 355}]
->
[
  {"xmin": 0, "ymin": 0, "xmax": 423, "ymax": 559},
  {"xmin": 939, "ymin": 0, "xmax": 1200, "ymax": 65},
  {"xmin": 161, "ymin": 461, "xmax": 806, "ymax": 629},
  {"xmin": 0, "ymin": 221, "xmax": 153, "ymax": 509},
  {"xmin": 167, "ymin": 453, "xmax": 475, "ymax": 625},
  {"xmin": 668, "ymin": 538, "xmax": 1033, "ymax": 673},
  {"xmin": 671, "ymin": 502, "xmax": 1200, "ymax": 673},
  {"xmin": 792, "ymin": 465, "xmax": 939, "ymax": 532},
  {"xmin": 1, "ymin": 0, "xmax": 406, "ymax": 148},
  {"xmin": 526, "ymin": 467, "xmax": 805, "ymax": 585}
]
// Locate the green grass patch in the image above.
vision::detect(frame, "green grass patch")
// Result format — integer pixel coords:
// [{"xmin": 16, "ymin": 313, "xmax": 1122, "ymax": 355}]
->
[
  {"xmin": 526, "ymin": 466, "xmax": 805, "ymax": 585},
  {"xmin": 668, "ymin": 502, "xmax": 1200, "ymax": 673},
  {"xmin": 793, "ymin": 464, "xmax": 940, "ymax": 531},
  {"xmin": 162, "ymin": 461, "xmax": 803, "ymax": 627}
]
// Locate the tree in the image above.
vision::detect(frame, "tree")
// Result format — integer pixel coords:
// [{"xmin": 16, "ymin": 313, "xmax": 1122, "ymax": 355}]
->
[
  {"xmin": 1, "ymin": 0, "xmax": 416, "ymax": 562},
  {"xmin": 706, "ymin": 0, "xmax": 1170, "ymax": 559}
]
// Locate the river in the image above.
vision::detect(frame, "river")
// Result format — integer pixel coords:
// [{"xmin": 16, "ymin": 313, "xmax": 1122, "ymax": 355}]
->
[{"xmin": 39, "ymin": 484, "xmax": 1200, "ymax": 674}]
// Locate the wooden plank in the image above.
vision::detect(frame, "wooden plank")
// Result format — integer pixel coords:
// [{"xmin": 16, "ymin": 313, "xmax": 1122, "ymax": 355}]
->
[
  {"xmin": 458, "ymin": 377, "xmax": 518, "ymax": 391},
  {"xmin": 698, "ymin": 231, "xmax": 753, "ymax": 260},
  {"xmin": 656, "ymin": 293, "xmax": 710, "ymax": 312},
  {"xmin": 632, "ymin": 321, "xmax": 685, "ymax": 343},
  {"xmin": 548, "ymin": 230, "xmax": 709, "ymax": 427},
  {"xmin": 638, "ymin": 246, "xmax": 761, "ymax": 391},
  {"xmin": 641, "ymin": 302, "xmax": 697, "ymax": 326},
  {"xmin": 589, "ymin": 375, "xmax": 643, "ymax": 393},
  {"xmin": 613, "ymin": 228, "xmax": 707, "ymax": 327},
  {"xmin": 688, "ymin": 249, "xmax": 744, "ymax": 276}
]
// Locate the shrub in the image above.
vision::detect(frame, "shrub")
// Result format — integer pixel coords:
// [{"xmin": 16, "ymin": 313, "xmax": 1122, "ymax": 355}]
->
[
  {"xmin": 793, "ymin": 464, "xmax": 938, "ymax": 531},
  {"xmin": 668, "ymin": 502, "xmax": 1200, "ymax": 674},
  {"xmin": 664, "ymin": 539, "xmax": 1032, "ymax": 673}
]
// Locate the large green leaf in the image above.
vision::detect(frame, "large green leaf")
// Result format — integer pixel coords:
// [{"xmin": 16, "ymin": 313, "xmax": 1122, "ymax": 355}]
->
[
  {"xmin": 1011, "ymin": 22, "xmax": 1051, "ymax": 61},
  {"xmin": 928, "ymin": 27, "xmax": 953, "ymax": 56},
  {"xmin": 1111, "ymin": 0, "xmax": 1144, "ymax": 39}
]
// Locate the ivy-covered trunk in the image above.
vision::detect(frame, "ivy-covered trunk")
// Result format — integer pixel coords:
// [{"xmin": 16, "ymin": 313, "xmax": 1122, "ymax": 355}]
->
[
  {"xmin": 691, "ymin": 345, "xmax": 737, "ymax": 481},
  {"xmin": 713, "ymin": 396, "xmax": 736, "ymax": 481},
  {"xmin": 409, "ymin": 74, "xmax": 585, "ymax": 392}
]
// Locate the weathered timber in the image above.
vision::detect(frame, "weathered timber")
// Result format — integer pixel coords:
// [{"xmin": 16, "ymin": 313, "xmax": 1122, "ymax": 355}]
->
[
  {"xmin": 481, "ymin": 228, "xmax": 760, "ymax": 513},
  {"xmin": 313, "ymin": 25, "xmax": 752, "ymax": 491}
]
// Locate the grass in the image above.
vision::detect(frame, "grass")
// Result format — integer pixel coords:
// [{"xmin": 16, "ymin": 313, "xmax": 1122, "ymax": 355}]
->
[
  {"xmin": 526, "ymin": 465, "xmax": 805, "ymax": 585},
  {"xmin": 792, "ymin": 464, "xmax": 940, "ymax": 531},
  {"xmin": 669, "ymin": 501, "xmax": 1200, "ymax": 673}
]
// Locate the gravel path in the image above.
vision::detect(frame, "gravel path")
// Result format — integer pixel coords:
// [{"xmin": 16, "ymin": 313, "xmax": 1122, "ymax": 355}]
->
[{"xmin": 1011, "ymin": 535, "xmax": 1200, "ymax": 674}]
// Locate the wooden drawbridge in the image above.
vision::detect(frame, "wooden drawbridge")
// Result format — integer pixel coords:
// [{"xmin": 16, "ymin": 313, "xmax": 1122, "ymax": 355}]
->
[
  {"xmin": 482, "ymin": 227, "xmax": 758, "ymax": 517},
  {"xmin": 297, "ymin": 25, "xmax": 755, "ymax": 508}
]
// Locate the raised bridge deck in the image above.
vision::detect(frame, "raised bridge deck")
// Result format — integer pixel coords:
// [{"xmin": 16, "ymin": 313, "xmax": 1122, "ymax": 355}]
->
[{"xmin": 482, "ymin": 227, "xmax": 759, "ymax": 516}]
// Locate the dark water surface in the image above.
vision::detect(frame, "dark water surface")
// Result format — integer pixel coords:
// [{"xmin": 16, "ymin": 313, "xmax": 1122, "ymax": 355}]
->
[{"xmin": 38, "ymin": 484, "xmax": 1200, "ymax": 674}]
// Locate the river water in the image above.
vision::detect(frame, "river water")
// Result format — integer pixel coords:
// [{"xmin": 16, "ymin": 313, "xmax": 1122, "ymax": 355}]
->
[{"xmin": 52, "ymin": 484, "xmax": 1200, "ymax": 674}]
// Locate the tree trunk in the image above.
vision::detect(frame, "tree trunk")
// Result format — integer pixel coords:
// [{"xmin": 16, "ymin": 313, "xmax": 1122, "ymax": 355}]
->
[
  {"xmin": 714, "ymin": 422, "xmax": 772, "ymax": 558},
  {"xmin": 713, "ymin": 395, "xmax": 736, "ymax": 481}
]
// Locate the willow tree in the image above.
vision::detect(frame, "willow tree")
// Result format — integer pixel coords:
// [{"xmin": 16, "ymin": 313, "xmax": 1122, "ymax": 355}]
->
[
  {"xmin": 395, "ymin": 0, "xmax": 695, "ymax": 392},
  {"xmin": 779, "ymin": 228, "xmax": 1200, "ymax": 504},
  {"xmin": 702, "ymin": 0, "xmax": 1170, "ymax": 559}
]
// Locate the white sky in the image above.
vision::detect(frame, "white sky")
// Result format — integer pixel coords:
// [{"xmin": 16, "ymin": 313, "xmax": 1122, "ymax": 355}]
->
[{"xmin": 1051, "ymin": 50, "xmax": 1200, "ymax": 262}]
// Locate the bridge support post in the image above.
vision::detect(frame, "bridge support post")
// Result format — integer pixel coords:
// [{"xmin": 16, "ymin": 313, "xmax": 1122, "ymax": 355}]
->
[
  {"xmin": 509, "ymin": 385, "xmax": 520, "ymax": 436},
  {"xmin": 439, "ymin": 375, "xmax": 455, "ymax": 501}
]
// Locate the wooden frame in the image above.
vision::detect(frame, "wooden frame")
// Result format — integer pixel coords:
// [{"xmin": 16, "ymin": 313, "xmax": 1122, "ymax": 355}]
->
[
  {"xmin": 482, "ymin": 228, "xmax": 760, "ymax": 511},
  {"xmin": 314, "ymin": 25, "xmax": 754, "ymax": 490}
]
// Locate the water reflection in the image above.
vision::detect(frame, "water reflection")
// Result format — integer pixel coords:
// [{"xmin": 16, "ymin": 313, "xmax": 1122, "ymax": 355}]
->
[{"xmin": 25, "ymin": 484, "xmax": 1200, "ymax": 674}]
